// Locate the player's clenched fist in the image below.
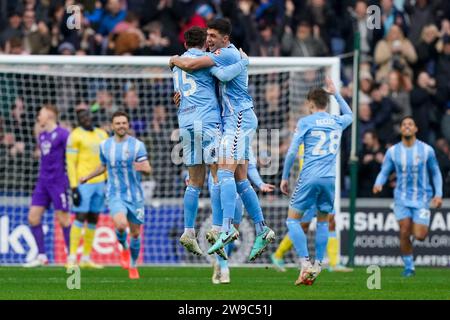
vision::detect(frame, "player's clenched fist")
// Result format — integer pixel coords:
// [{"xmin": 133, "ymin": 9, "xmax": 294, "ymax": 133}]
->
[
  {"xmin": 372, "ymin": 185, "xmax": 383, "ymax": 194},
  {"xmin": 280, "ymin": 179, "xmax": 289, "ymax": 196}
]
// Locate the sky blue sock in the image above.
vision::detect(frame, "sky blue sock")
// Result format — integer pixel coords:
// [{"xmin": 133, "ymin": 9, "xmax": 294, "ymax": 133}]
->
[
  {"xmin": 216, "ymin": 253, "xmax": 228, "ymax": 270},
  {"xmin": 184, "ymin": 185, "xmax": 201, "ymax": 228},
  {"xmin": 116, "ymin": 229, "xmax": 128, "ymax": 250},
  {"xmin": 236, "ymin": 180, "xmax": 265, "ymax": 233},
  {"xmin": 234, "ymin": 195, "xmax": 243, "ymax": 225},
  {"xmin": 211, "ymin": 183, "xmax": 222, "ymax": 227},
  {"xmin": 315, "ymin": 221, "xmax": 329, "ymax": 262},
  {"xmin": 218, "ymin": 169, "xmax": 236, "ymax": 233},
  {"xmin": 130, "ymin": 236, "xmax": 140, "ymax": 268},
  {"xmin": 402, "ymin": 255, "xmax": 415, "ymax": 270},
  {"xmin": 286, "ymin": 218, "xmax": 309, "ymax": 258},
  {"xmin": 225, "ymin": 243, "xmax": 233, "ymax": 257}
]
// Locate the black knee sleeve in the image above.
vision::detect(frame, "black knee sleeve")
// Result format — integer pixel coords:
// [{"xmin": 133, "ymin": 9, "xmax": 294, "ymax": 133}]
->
[{"xmin": 86, "ymin": 213, "xmax": 99, "ymax": 225}]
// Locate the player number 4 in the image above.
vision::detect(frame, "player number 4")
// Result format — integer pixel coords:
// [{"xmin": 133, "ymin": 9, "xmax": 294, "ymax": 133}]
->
[{"xmin": 311, "ymin": 130, "xmax": 341, "ymax": 156}]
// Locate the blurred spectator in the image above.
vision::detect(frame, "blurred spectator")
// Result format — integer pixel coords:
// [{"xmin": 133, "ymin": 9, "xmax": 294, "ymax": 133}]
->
[
  {"xmin": 0, "ymin": 11, "xmax": 23, "ymax": 50},
  {"xmin": 85, "ymin": 0, "xmax": 127, "ymax": 37},
  {"xmin": 359, "ymin": 67, "xmax": 374, "ymax": 103},
  {"xmin": 177, "ymin": 3, "xmax": 207, "ymax": 45},
  {"xmin": 437, "ymin": 35, "xmax": 450, "ymax": 142},
  {"xmin": 22, "ymin": 9, "xmax": 51, "ymax": 54},
  {"xmin": 435, "ymin": 138, "xmax": 450, "ymax": 197},
  {"xmin": 372, "ymin": 0, "xmax": 407, "ymax": 46},
  {"xmin": 148, "ymin": 104, "xmax": 178, "ymax": 197},
  {"xmin": 369, "ymin": 83, "xmax": 398, "ymax": 144},
  {"xmin": 358, "ymin": 101, "xmax": 376, "ymax": 144},
  {"xmin": 352, "ymin": 0, "xmax": 374, "ymax": 62},
  {"xmin": 414, "ymin": 24, "xmax": 441, "ymax": 76},
  {"xmin": 58, "ymin": 41, "xmax": 76, "ymax": 55},
  {"xmin": 5, "ymin": 36, "xmax": 27, "ymax": 54},
  {"xmin": 374, "ymin": 25, "xmax": 417, "ymax": 83},
  {"xmin": 405, "ymin": 0, "xmax": 435, "ymax": 46},
  {"xmin": 123, "ymin": 86, "xmax": 148, "ymax": 137},
  {"xmin": 139, "ymin": 21, "xmax": 181, "ymax": 56},
  {"xmin": 90, "ymin": 88, "xmax": 119, "ymax": 130},
  {"xmin": 251, "ymin": 23, "xmax": 280, "ymax": 57},
  {"xmin": 410, "ymin": 71, "xmax": 439, "ymax": 143},
  {"xmin": 387, "ymin": 70, "xmax": 412, "ymax": 134},
  {"xmin": 358, "ymin": 130, "xmax": 386, "ymax": 197},
  {"xmin": 258, "ymin": 82, "xmax": 287, "ymax": 130},
  {"xmin": 302, "ymin": 0, "xmax": 335, "ymax": 52},
  {"xmin": 281, "ymin": 20, "xmax": 328, "ymax": 57},
  {"xmin": 4, "ymin": 97, "xmax": 34, "ymax": 144}
]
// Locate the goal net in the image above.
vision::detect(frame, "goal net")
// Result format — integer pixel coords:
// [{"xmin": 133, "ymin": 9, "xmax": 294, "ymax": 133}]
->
[{"xmin": 0, "ymin": 55, "xmax": 340, "ymax": 266}]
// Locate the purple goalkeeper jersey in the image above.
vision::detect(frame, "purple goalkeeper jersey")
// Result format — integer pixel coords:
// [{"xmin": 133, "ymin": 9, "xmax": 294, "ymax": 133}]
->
[{"xmin": 37, "ymin": 126, "xmax": 69, "ymax": 182}]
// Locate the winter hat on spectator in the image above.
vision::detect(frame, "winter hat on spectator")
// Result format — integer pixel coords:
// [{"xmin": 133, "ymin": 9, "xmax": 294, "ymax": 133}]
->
[{"xmin": 58, "ymin": 42, "xmax": 75, "ymax": 54}]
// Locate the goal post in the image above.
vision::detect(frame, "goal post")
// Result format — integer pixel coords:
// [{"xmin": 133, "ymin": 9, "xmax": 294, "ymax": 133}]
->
[{"xmin": 0, "ymin": 55, "xmax": 341, "ymax": 266}]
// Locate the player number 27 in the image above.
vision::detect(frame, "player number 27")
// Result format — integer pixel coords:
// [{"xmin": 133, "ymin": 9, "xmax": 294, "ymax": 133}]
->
[
  {"xmin": 174, "ymin": 70, "xmax": 197, "ymax": 97},
  {"xmin": 311, "ymin": 130, "xmax": 341, "ymax": 155}
]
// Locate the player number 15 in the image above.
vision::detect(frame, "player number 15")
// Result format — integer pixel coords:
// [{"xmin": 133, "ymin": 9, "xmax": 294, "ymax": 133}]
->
[{"xmin": 174, "ymin": 70, "xmax": 197, "ymax": 97}]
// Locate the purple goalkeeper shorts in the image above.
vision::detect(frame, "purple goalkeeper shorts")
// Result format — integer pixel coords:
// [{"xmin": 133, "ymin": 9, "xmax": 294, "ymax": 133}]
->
[{"xmin": 31, "ymin": 179, "xmax": 69, "ymax": 212}]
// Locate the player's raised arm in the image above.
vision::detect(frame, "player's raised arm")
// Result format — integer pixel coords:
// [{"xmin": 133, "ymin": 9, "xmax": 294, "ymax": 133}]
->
[
  {"xmin": 210, "ymin": 48, "xmax": 249, "ymax": 82},
  {"xmin": 170, "ymin": 55, "xmax": 215, "ymax": 72},
  {"xmin": 325, "ymin": 77, "xmax": 353, "ymax": 128},
  {"xmin": 427, "ymin": 147, "xmax": 443, "ymax": 208},
  {"xmin": 373, "ymin": 148, "xmax": 395, "ymax": 194},
  {"xmin": 280, "ymin": 122, "xmax": 306, "ymax": 195}
]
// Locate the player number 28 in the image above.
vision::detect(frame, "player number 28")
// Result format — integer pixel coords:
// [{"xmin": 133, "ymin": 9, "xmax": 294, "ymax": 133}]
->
[
  {"xmin": 174, "ymin": 70, "xmax": 197, "ymax": 97},
  {"xmin": 311, "ymin": 130, "xmax": 341, "ymax": 156}
]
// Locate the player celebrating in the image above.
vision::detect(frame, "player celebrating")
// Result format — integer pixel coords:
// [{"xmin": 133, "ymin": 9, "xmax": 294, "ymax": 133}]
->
[
  {"xmin": 66, "ymin": 109, "xmax": 108, "ymax": 269},
  {"xmin": 171, "ymin": 26, "xmax": 249, "ymax": 257},
  {"xmin": 280, "ymin": 77, "xmax": 352, "ymax": 285},
  {"xmin": 373, "ymin": 116, "xmax": 442, "ymax": 277},
  {"xmin": 170, "ymin": 19, "xmax": 276, "ymax": 261},
  {"xmin": 80, "ymin": 111, "xmax": 151, "ymax": 279},
  {"xmin": 24, "ymin": 104, "xmax": 71, "ymax": 267},
  {"xmin": 271, "ymin": 144, "xmax": 351, "ymax": 273}
]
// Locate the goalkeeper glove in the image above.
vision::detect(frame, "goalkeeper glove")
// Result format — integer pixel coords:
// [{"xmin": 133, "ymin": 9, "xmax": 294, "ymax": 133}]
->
[{"xmin": 72, "ymin": 187, "xmax": 82, "ymax": 207}]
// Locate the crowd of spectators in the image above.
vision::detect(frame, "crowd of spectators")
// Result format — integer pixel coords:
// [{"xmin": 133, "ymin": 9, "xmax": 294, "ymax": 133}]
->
[{"xmin": 0, "ymin": 0, "xmax": 449, "ymax": 197}]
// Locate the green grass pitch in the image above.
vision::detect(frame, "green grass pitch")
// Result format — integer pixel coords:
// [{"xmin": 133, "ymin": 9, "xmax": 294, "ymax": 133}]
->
[{"xmin": 0, "ymin": 266, "xmax": 449, "ymax": 300}]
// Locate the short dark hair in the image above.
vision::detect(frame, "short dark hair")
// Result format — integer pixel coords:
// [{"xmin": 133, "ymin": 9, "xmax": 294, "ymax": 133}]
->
[
  {"xmin": 306, "ymin": 88, "xmax": 329, "ymax": 109},
  {"xmin": 207, "ymin": 18, "xmax": 232, "ymax": 36},
  {"xmin": 184, "ymin": 26, "xmax": 207, "ymax": 48},
  {"xmin": 111, "ymin": 110, "xmax": 130, "ymax": 122},
  {"xmin": 400, "ymin": 116, "xmax": 416, "ymax": 126}
]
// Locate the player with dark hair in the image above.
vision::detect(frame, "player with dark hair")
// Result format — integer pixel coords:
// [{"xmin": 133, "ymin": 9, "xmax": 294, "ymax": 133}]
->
[
  {"xmin": 373, "ymin": 116, "xmax": 443, "ymax": 277},
  {"xmin": 280, "ymin": 78, "xmax": 353, "ymax": 285},
  {"xmin": 66, "ymin": 109, "xmax": 108, "ymax": 269},
  {"xmin": 24, "ymin": 104, "xmax": 71, "ymax": 267},
  {"xmin": 171, "ymin": 26, "xmax": 250, "ymax": 258},
  {"xmin": 80, "ymin": 111, "xmax": 152, "ymax": 279},
  {"xmin": 170, "ymin": 19, "xmax": 276, "ymax": 262}
]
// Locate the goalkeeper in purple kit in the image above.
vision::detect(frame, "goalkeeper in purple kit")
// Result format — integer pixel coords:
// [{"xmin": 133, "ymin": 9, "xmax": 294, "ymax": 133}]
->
[{"xmin": 24, "ymin": 104, "xmax": 71, "ymax": 267}]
